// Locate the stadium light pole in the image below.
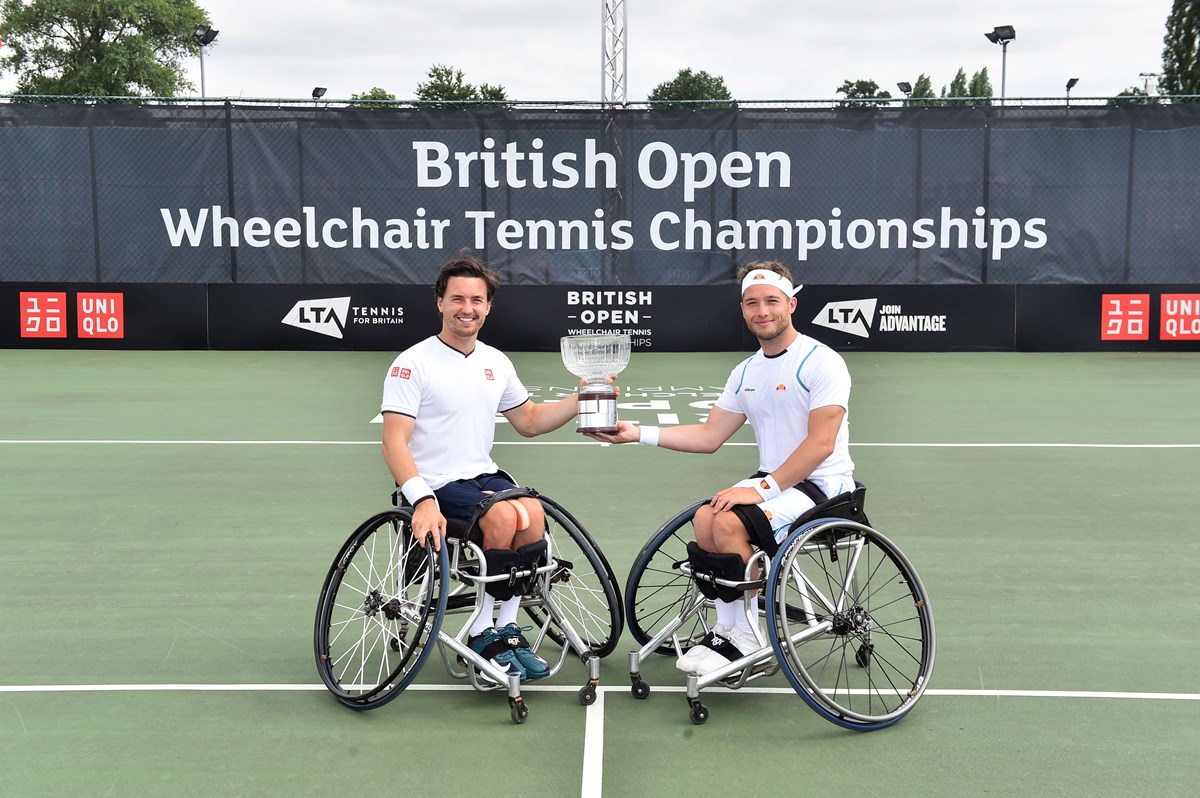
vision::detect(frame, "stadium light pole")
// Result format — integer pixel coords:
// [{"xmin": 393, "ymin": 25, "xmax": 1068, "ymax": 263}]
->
[
  {"xmin": 984, "ymin": 25, "xmax": 1015, "ymax": 104},
  {"xmin": 192, "ymin": 24, "xmax": 218, "ymax": 98},
  {"xmin": 1065, "ymin": 77, "xmax": 1079, "ymax": 108}
]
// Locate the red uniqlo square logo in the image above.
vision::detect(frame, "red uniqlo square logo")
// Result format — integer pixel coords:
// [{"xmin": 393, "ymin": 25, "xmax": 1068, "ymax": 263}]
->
[
  {"xmin": 1160, "ymin": 294, "xmax": 1200, "ymax": 341},
  {"xmin": 77, "ymin": 292, "xmax": 125, "ymax": 339},
  {"xmin": 1101, "ymin": 294, "xmax": 1149, "ymax": 341},
  {"xmin": 20, "ymin": 292, "xmax": 68, "ymax": 338}
]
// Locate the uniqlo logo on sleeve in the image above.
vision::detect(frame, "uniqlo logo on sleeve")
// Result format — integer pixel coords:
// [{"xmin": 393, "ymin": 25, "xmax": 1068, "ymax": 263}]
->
[
  {"xmin": 1101, "ymin": 294, "xmax": 1149, "ymax": 341},
  {"xmin": 399, "ymin": 368, "xmax": 411, "ymax": 379},
  {"xmin": 20, "ymin": 292, "xmax": 68, "ymax": 338},
  {"xmin": 1160, "ymin": 294, "xmax": 1200, "ymax": 340},
  {"xmin": 77, "ymin": 292, "xmax": 125, "ymax": 339}
]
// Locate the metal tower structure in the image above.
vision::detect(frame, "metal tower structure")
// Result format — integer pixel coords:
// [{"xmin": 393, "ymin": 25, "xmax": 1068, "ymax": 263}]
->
[{"xmin": 601, "ymin": 0, "xmax": 627, "ymax": 104}]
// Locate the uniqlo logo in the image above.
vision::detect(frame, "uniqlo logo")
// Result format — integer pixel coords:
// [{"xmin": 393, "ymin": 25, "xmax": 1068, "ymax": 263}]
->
[
  {"xmin": 1101, "ymin": 294, "xmax": 1149, "ymax": 341},
  {"xmin": 399, "ymin": 368, "xmax": 411, "ymax": 380},
  {"xmin": 77, "ymin": 292, "xmax": 124, "ymax": 339},
  {"xmin": 1160, "ymin": 294, "xmax": 1200, "ymax": 341},
  {"xmin": 20, "ymin": 292, "xmax": 67, "ymax": 338},
  {"xmin": 484, "ymin": 368, "xmax": 494, "ymax": 381}
]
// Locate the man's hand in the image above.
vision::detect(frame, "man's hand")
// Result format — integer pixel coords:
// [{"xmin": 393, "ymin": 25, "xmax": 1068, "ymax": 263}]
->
[
  {"xmin": 583, "ymin": 419, "xmax": 642, "ymax": 445},
  {"xmin": 709, "ymin": 486, "xmax": 763, "ymax": 513},
  {"xmin": 411, "ymin": 500, "xmax": 446, "ymax": 551}
]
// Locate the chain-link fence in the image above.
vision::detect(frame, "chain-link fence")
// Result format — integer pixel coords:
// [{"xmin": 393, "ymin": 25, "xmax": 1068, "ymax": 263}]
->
[{"xmin": 2, "ymin": 99, "xmax": 1198, "ymax": 286}]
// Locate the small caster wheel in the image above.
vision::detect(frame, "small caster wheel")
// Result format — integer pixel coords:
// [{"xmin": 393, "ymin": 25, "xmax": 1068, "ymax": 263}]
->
[
  {"xmin": 578, "ymin": 684, "xmax": 597, "ymax": 706},
  {"xmin": 389, "ymin": 624, "xmax": 410, "ymax": 651},
  {"xmin": 855, "ymin": 643, "xmax": 873, "ymax": 668},
  {"xmin": 631, "ymin": 676, "xmax": 650, "ymax": 700},
  {"xmin": 688, "ymin": 701, "xmax": 709, "ymax": 725},
  {"xmin": 509, "ymin": 697, "xmax": 529, "ymax": 724}
]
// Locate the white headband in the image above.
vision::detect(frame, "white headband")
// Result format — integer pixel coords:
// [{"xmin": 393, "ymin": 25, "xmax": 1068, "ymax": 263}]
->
[{"xmin": 740, "ymin": 268, "xmax": 803, "ymax": 297}]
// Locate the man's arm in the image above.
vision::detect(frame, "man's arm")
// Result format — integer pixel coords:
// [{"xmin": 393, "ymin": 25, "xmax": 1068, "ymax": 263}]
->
[
  {"xmin": 708, "ymin": 404, "xmax": 845, "ymax": 513},
  {"xmin": 587, "ymin": 405, "xmax": 746, "ymax": 453},
  {"xmin": 502, "ymin": 394, "xmax": 580, "ymax": 437},
  {"xmin": 381, "ymin": 412, "xmax": 446, "ymax": 549}
]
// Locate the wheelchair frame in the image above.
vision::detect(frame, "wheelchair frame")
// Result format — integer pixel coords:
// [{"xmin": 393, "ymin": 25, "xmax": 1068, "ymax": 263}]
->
[
  {"xmin": 314, "ymin": 486, "xmax": 623, "ymax": 724},
  {"xmin": 625, "ymin": 484, "xmax": 936, "ymax": 730}
]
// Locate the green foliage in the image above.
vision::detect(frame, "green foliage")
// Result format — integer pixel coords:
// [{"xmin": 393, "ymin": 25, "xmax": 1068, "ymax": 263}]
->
[
  {"xmin": 414, "ymin": 64, "xmax": 508, "ymax": 107},
  {"xmin": 349, "ymin": 86, "xmax": 398, "ymax": 107},
  {"xmin": 967, "ymin": 67, "xmax": 993, "ymax": 105},
  {"xmin": 0, "ymin": 0, "xmax": 209, "ymax": 97},
  {"xmin": 1108, "ymin": 86, "xmax": 1163, "ymax": 106},
  {"xmin": 833, "ymin": 78, "xmax": 892, "ymax": 107},
  {"xmin": 647, "ymin": 68, "xmax": 732, "ymax": 109},
  {"xmin": 1161, "ymin": 0, "xmax": 1200, "ymax": 98}
]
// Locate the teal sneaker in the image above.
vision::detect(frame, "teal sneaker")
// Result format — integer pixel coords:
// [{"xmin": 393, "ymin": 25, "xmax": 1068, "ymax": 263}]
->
[
  {"xmin": 468, "ymin": 628, "xmax": 526, "ymax": 683},
  {"xmin": 496, "ymin": 623, "xmax": 551, "ymax": 680}
]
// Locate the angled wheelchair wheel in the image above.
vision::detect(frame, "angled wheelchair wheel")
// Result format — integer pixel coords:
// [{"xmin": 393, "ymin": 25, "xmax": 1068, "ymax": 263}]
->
[
  {"xmin": 314, "ymin": 508, "xmax": 448, "ymax": 710},
  {"xmin": 625, "ymin": 500, "xmax": 716, "ymax": 655},
  {"xmin": 522, "ymin": 496, "xmax": 624, "ymax": 658},
  {"xmin": 766, "ymin": 518, "xmax": 935, "ymax": 731}
]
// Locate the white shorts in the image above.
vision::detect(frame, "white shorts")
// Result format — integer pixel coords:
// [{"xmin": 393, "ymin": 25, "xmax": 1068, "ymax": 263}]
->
[{"xmin": 733, "ymin": 473, "xmax": 856, "ymax": 542}]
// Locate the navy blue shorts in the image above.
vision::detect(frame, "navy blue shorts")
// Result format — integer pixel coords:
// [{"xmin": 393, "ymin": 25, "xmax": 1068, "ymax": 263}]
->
[{"xmin": 433, "ymin": 473, "xmax": 517, "ymax": 520}]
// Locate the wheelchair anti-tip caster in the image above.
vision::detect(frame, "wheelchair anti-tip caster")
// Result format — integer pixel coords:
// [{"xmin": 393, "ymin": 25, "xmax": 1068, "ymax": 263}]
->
[
  {"xmin": 509, "ymin": 697, "xmax": 529, "ymax": 724},
  {"xmin": 630, "ymin": 674, "xmax": 650, "ymax": 699},
  {"xmin": 855, "ymin": 642, "xmax": 873, "ymax": 668},
  {"xmin": 687, "ymin": 698, "xmax": 709, "ymax": 725},
  {"xmin": 578, "ymin": 682, "xmax": 598, "ymax": 706}
]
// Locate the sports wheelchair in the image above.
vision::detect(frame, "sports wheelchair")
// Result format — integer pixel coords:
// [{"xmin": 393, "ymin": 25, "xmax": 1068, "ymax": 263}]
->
[
  {"xmin": 624, "ymin": 482, "xmax": 936, "ymax": 730},
  {"xmin": 314, "ymin": 481, "xmax": 624, "ymax": 724}
]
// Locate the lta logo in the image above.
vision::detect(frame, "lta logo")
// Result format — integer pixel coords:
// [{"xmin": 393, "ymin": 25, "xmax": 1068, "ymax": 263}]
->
[
  {"xmin": 812, "ymin": 298, "xmax": 878, "ymax": 338},
  {"xmin": 282, "ymin": 297, "xmax": 351, "ymax": 339}
]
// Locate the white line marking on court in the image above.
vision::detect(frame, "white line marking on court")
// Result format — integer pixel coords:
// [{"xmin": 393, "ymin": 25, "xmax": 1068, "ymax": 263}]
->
[
  {"xmin": 4, "ymin": 440, "xmax": 1200, "ymax": 448},
  {"xmin": 581, "ymin": 687, "xmax": 605, "ymax": 798},
  {"xmin": 1, "ymin": 684, "xmax": 1197, "ymax": 700}
]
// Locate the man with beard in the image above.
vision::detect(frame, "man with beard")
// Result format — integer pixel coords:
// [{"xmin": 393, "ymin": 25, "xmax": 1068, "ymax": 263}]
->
[
  {"xmin": 380, "ymin": 253, "xmax": 583, "ymax": 682},
  {"xmin": 587, "ymin": 261, "xmax": 855, "ymax": 677}
]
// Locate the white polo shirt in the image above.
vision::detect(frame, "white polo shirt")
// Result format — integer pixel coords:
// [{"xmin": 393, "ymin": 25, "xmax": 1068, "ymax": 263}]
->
[
  {"xmin": 381, "ymin": 335, "xmax": 529, "ymax": 489},
  {"xmin": 714, "ymin": 334, "xmax": 854, "ymax": 480}
]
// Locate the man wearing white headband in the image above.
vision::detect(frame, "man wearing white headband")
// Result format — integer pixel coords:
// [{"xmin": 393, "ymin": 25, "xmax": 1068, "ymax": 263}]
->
[{"xmin": 588, "ymin": 260, "xmax": 855, "ymax": 677}]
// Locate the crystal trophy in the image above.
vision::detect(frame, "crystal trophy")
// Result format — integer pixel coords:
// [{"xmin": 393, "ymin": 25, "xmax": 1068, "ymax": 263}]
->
[{"xmin": 560, "ymin": 334, "xmax": 631, "ymax": 434}]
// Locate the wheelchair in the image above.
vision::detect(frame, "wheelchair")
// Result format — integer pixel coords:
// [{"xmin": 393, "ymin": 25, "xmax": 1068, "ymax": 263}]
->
[
  {"xmin": 624, "ymin": 482, "xmax": 936, "ymax": 730},
  {"xmin": 314, "ymin": 481, "xmax": 624, "ymax": 724}
]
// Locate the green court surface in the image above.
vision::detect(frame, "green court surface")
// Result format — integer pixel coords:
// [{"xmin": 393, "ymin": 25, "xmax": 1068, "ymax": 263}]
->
[{"xmin": 2, "ymin": 350, "xmax": 1199, "ymax": 797}]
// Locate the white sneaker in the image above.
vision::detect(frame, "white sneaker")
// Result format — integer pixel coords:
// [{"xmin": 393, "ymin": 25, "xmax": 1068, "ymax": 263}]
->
[
  {"xmin": 674, "ymin": 625, "xmax": 729, "ymax": 673},
  {"xmin": 684, "ymin": 626, "xmax": 763, "ymax": 677}
]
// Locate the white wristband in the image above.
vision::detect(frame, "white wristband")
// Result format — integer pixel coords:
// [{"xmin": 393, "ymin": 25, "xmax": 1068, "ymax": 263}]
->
[
  {"xmin": 401, "ymin": 476, "xmax": 436, "ymax": 507},
  {"xmin": 753, "ymin": 473, "xmax": 782, "ymax": 501},
  {"xmin": 638, "ymin": 425, "xmax": 660, "ymax": 447}
]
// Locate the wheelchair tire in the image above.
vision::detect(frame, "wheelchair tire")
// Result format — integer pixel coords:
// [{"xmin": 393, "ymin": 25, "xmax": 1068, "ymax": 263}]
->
[
  {"xmin": 521, "ymin": 495, "xmax": 624, "ymax": 658},
  {"xmin": 314, "ymin": 508, "xmax": 448, "ymax": 710},
  {"xmin": 766, "ymin": 518, "xmax": 936, "ymax": 731},
  {"xmin": 624, "ymin": 500, "xmax": 717, "ymax": 656}
]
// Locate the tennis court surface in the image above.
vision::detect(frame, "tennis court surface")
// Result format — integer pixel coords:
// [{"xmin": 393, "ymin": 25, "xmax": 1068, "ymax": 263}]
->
[{"xmin": 2, "ymin": 349, "xmax": 1198, "ymax": 797}]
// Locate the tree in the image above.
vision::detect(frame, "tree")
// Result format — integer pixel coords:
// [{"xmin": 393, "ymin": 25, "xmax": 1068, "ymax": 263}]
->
[
  {"xmin": 0, "ymin": 0, "xmax": 209, "ymax": 97},
  {"xmin": 834, "ymin": 79, "xmax": 891, "ymax": 108},
  {"xmin": 941, "ymin": 68, "xmax": 971, "ymax": 105},
  {"xmin": 415, "ymin": 64, "xmax": 508, "ymax": 107},
  {"xmin": 349, "ymin": 86, "xmax": 397, "ymax": 107},
  {"xmin": 905, "ymin": 73, "xmax": 938, "ymax": 107},
  {"xmin": 1161, "ymin": 0, "xmax": 1200, "ymax": 98},
  {"xmin": 647, "ymin": 68, "xmax": 732, "ymax": 109},
  {"xmin": 967, "ymin": 67, "xmax": 993, "ymax": 105},
  {"xmin": 1108, "ymin": 86, "xmax": 1163, "ymax": 106}
]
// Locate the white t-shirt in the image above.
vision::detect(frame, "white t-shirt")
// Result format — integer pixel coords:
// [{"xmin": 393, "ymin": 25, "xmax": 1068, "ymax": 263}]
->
[
  {"xmin": 380, "ymin": 336, "xmax": 529, "ymax": 489},
  {"xmin": 714, "ymin": 334, "xmax": 854, "ymax": 480}
]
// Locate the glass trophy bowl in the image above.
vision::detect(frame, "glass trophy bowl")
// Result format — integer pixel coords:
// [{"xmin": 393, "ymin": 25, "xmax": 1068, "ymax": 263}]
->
[{"xmin": 560, "ymin": 334, "xmax": 631, "ymax": 433}]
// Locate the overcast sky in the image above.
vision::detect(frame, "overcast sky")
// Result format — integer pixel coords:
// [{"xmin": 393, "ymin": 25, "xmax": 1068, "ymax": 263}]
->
[{"xmin": 1, "ymin": 1, "xmax": 1177, "ymax": 101}]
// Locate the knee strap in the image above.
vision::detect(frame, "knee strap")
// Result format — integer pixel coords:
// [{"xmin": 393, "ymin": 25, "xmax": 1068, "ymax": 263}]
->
[
  {"xmin": 511, "ymin": 539, "xmax": 548, "ymax": 596},
  {"xmin": 686, "ymin": 542, "xmax": 746, "ymax": 603},
  {"xmin": 482, "ymin": 548, "xmax": 520, "ymax": 600},
  {"xmin": 731, "ymin": 503, "xmax": 779, "ymax": 558}
]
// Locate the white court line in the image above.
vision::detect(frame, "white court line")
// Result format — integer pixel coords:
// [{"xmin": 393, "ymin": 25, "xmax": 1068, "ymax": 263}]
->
[
  {"xmin": 4, "ymin": 440, "xmax": 1200, "ymax": 448},
  {"xmin": 2, "ymin": 684, "xmax": 1197, "ymax": 700},
  {"xmin": 582, "ymin": 687, "xmax": 605, "ymax": 798}
]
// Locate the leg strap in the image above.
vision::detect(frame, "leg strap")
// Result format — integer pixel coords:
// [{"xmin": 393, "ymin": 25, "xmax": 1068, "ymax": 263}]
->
[
  {"xmin": 482, "ymin": 549, "xmax": 520, "ymax": 600},
  {"xmin": 512, "ymin": 540, "xmax": 548, "ymax": 596},
  {"xmin": 731, "ymin": 503, "xmax": 779, "ymax": 558},
  {"xmin": 686, "ymin": 542, "xmax": 746, "ymax": 602}
]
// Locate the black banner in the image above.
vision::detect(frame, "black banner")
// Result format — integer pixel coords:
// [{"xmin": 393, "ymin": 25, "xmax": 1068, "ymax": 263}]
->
[
  {"xmin": 1, "ymin": 283, "xmax": 207, "ymax": 349},
  {"xmin": 1015, "ymin": 285, "xmax": 1200, "ymax": 351}
]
